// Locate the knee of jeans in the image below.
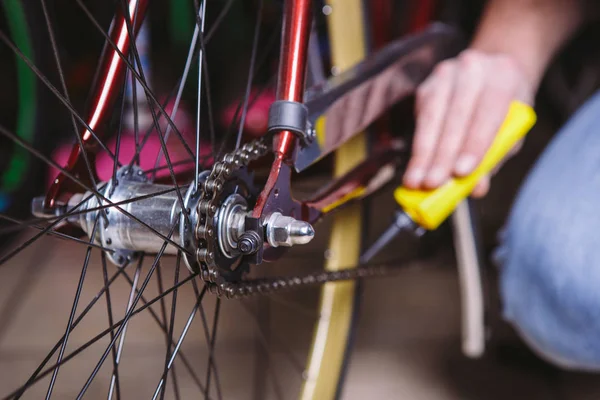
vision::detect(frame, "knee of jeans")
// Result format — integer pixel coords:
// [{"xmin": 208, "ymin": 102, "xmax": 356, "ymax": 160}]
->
[{"xmin": 497, "ymin": 215, "xmax": 600, "ymax": 370}]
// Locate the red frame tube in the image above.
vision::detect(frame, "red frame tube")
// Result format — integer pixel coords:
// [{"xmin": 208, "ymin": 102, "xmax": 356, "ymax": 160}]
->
[
  {"xmin": 45, "ymin": 0, "xmax": 149, "ymax": 207},
  {"xmin": 274, "ymin": 0, "xmax": 312, "ymax": 157},
  {"xmin": 253, "ymin": 0, "xmax": 312, "ymax": 218}
]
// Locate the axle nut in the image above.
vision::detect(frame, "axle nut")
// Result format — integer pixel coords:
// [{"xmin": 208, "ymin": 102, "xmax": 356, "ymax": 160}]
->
[
  {"xmin": 237, "ymin": 231, "xmax": 261, "ymax": 255},
  {"xmin": 265, "ymin": 212, "xmax": 315, "ymax": 248}
]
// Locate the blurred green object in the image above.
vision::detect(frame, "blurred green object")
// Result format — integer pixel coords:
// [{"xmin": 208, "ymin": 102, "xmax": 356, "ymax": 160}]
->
[
  {"xmin": 1, "ymin": 0, "xmax": 36, "ymax": 200},
  {"xmin": 170, "ymin": 0, "xmax": 194, "ymax": 46}
]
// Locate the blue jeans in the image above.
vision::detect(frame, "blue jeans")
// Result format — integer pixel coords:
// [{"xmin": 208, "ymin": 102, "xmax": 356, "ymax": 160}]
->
[{"xmin": 495, "ymin": 90, "xmax": 600, "ymax": 370}]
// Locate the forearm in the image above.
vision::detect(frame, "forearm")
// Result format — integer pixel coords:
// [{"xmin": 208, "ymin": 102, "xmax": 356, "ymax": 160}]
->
[{"xmin": 471, "ymin": 0, "xmax": 585, "ymax": 90}]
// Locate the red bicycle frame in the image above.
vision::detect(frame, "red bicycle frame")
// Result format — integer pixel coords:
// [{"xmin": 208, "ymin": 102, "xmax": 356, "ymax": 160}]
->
[{"xmin": 45, "ymin": 0, "xmax": 446, "ymax": 249}]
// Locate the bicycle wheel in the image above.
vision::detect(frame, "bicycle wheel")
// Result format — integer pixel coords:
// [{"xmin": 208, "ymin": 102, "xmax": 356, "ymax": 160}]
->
[{"xmin": 0, "ymin": 1, "xmax": 373, "ymax": 398}]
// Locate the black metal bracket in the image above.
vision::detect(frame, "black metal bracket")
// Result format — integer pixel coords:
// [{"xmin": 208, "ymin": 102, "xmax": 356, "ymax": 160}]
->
[{"xmin": 267, "ymin": 100, "xmax": 313, "ymax": 145}]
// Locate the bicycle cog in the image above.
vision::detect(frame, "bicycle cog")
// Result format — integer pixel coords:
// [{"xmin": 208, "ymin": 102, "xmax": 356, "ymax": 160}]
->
[{"xmin": 193, "ymin": 140, "xmax": 269, "ymax": 285}]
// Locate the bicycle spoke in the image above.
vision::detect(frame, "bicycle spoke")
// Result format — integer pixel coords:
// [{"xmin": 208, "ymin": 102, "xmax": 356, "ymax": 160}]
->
[
  {"xmin": 152, "ymin": 287, "xmax": 207, "ymax": 400},
  {"xmin": 0, "ymin": 190, "xmax": 98, "ymax": 267},
  {"xmin": 218, "ymin": 28, "xmax": 280, "ymax": 159},
  {"xmin": 153, "ymin": 11, "xmax": 202, "ymax": 180},
  {"xmin": 119, "ymin": 266, "xmax": 206, "ymax": 396},
  {"xmin": 111, "ymin": 70, "xmax": 129, "ymax": 193},
  {"xmin": 121, "ymin": 0, "xmax": 143, "ymax": 168},
  {"xmin": 11, "ymin": 261, "xmax": 129, "ymax": 399},
  {"xmin": 75, "ymin": 226, "xmax": 176, "ymax": 399},
  {"xmin": 146, "ymin": 159, "xmax": 195, "ymax": 176},
  {"xmin": 45, "ymin": 214, "xmax": 101, "ymax": 399},
  {"xmin": 75, "ymin": 0, "xmax": 195, "ymax": 161},
  {"xmin": 194, "ymin": 1, "xmax": 207, "ymax": 190},
  {"xmin": 235, "ymin": 0, "xmax": 264, "ymax": 150},
  {"xmin": 204, "ymin": 0, "xmax": 236, "ymax": 43},
  {"xmin": 204, "ymin": 298, "xmax": 222, "ymax": 400},
  {"xmin": 0, "ymin": 31, "xmax": 119, "ymax": 163},
  {"xmin": 138, "ymin": 0, "xmax": 245, "ymax": 165},
  {"xmin": 6, "ymin": 273, "xmax": 198, "ymax": 400},
  {"xmin": 108, "ymin": 256, "xmax": 143, "ymax": 400},
  {"xmin": 155, "ymin": 262, "xmax": 181, "ymax": 400},
  {"xmin": 164, "ymin": 254, "xmax": 183, "ymax": 400},
  {"xmin": 10, "ymin": 253, "xmax": 412, "ymax": 396},
  {"xmin": 191, "ymin": 279, "xmax": 223, "ymax": 400},
  {"xmin": 0, "ymin": 123, "xmax": 191, "ymax": 256},
  {"xmin": 40, "ymin": 0, "xmax": 97, "ymax": 177},
  {"xmin": 129, "ymin": 79, "xmax": 192, "ymax": 169},
  {"xmin": 0, "ymin": 214, "xmax": 113, "ymax": 252},
  {"xmin": 101, "ymin": 253, "xmax": 122, "ymax": 400},
  {"xmin": 118, "ymin": 0, "xmax": 192, "ymax": 229},
  {"xmin": 134, "ymin": 0, "xmax": 239, "ymax": 163},
  {"xmin": 40, "ymin": 0, "xmax": 106, "ymax": 211},
  {"xmin": 219, "ymin": 74, "xmax": 276, "ymax": 160},
  {"xmin": 198, "ymin": 17, "xmax": 217, "ymax": 158},
  {"xmin": 130, "ymin": 56, "xmax": 141, "ymax": 165}
]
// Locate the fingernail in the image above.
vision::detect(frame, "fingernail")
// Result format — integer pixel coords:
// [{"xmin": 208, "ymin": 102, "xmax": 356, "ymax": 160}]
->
[
  {"xmin": 404, "ymin": 168, "xmax": 424, "ymax": 186},
  {"xmin": 455, "ymin": 155, "xmax": 476, "ymax": 176},
  {"xmin": 426, "ymin": 167, "xmax": 446, "ymax": 187}
]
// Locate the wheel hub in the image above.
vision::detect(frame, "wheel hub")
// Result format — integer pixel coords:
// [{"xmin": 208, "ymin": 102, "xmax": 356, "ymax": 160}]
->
[{"xmin": 31, "ymin": 140, "xmax": 316, "ymax": 288}]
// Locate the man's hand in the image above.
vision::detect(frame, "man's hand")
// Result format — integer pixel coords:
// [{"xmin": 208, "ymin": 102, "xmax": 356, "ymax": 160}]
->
[{"xmin": 403, "ymin": 49, "xmax": 535, "ymax": 198}]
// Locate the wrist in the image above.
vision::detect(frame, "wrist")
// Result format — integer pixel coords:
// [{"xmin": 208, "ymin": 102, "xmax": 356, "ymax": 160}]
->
[{"xmin": 469, "ymin": 0, "xmax": 584, "ymax": 91}]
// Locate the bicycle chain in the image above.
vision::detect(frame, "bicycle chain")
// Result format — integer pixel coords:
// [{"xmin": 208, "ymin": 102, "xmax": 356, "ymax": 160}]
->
[
  {"xmin": 195, "ymin": 140, "xmax": 400, "ymax": 299},
  {"xmin": 194, "ymin": 139, "xmax": 269, "ymax": 286}
]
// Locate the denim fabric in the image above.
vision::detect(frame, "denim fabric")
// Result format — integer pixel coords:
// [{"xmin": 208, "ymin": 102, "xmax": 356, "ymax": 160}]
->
[{"xmin": 495, "ymin": 90, "xmax": 600, "ymax": 370}]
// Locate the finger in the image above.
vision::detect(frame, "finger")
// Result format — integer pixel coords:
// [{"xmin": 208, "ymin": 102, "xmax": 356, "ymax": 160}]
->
[
  {"xmin": 471, "ymin": 176, "xmax": 490, "ymax": 198},
  {"xmin": 403, "ymin": 61, "xmax": 457, "ymax": 188},
  {"xmin": 456, "ymin": 81, "xmax": 515, "ymax": 177},
  {"xmin": 424, "ymin": 51, "xmax": 485, "ymax": 188}
]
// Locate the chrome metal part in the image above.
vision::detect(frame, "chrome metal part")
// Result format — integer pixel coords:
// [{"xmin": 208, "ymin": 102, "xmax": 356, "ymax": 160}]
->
[
  {"xmin": 77, "ymin": 166, "xmax": 197, "ymax": 266},
  {"xmin": 216, "ymin": 194, "xmax": 249, "ymax": 259},
  {"xmin": 265, "ymin": 212, "xmax": 315, "ymax": 248},
  {"xmin": 31, "ymin": 193, "xmax": 86, "ymax": 227},
  {"xmin": 238, "ymin": 231, "xmax": 261, "ymax": 255}
]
